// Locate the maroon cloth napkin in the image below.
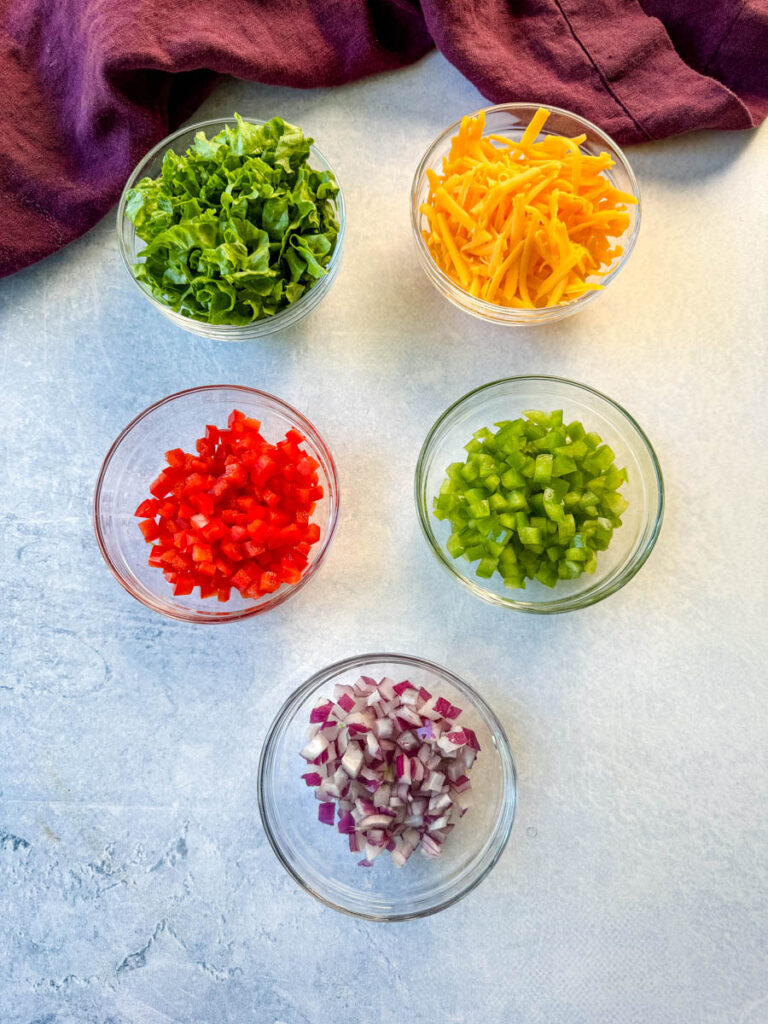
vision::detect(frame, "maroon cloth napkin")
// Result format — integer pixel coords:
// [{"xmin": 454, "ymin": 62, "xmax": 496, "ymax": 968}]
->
[{"xmin": 1, "ymin": 0, "xmax": 765, "ymax": 278}]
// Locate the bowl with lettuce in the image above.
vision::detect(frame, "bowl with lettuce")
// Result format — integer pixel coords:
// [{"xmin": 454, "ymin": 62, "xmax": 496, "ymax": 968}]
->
[{"xmin": 117, "ymin": 115, "xmax": 345, "ymax": 340}]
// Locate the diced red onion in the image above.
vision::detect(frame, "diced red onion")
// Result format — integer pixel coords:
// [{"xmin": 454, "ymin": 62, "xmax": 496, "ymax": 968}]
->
[
  {"xmin": 301, "ymin": 674, "xmax": 481, "ymax": 869},
  {"xmin": 318, "ymin": 803, "xmax": 334, "ymax": 826},
  {"xmin": 310, "ymin": 699, "xmax": 334, "ymax": 723}
]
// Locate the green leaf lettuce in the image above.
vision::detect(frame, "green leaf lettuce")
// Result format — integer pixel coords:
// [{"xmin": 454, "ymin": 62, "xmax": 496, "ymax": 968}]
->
[{"xmin": 126, "ymin": 114, "xmax": 340, "ymax": 326}]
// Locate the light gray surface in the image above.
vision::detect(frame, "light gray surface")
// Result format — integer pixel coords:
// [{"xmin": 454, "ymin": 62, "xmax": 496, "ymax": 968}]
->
[{"xmin": 1, "ymin": 52, "xmax": 767, "ymax": 1024}]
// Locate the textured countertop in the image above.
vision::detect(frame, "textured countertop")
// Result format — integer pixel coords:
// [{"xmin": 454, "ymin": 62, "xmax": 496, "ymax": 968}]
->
[{"xmin": 1, "ymin": 52, "xmax": 766, "ymax": 1024}]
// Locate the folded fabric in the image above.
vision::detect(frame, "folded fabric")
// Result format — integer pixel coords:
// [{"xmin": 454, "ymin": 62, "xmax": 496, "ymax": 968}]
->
[{"xmin": 1, "ymin": 0, "xmax": 765, "ymax": 278}]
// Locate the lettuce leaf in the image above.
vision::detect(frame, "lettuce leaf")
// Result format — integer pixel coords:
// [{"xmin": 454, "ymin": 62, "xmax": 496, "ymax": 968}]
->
[{"xmin": 126, "ymin": 114, "xmax": 340, "ymax": 326}]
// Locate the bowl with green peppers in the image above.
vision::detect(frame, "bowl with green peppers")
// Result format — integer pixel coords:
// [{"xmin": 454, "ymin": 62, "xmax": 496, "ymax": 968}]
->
[
  {"xmin": 116, "ymin": 114, "xmax": 345, "ymax": 341},
  {"xmin": 415, "ymin": 376, "xmax": 664, "ymax": 613}
]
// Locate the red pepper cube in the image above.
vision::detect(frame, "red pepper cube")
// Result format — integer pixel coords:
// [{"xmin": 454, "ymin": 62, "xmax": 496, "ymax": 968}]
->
[
  {"xmin": 259, "ymin": 571, "xmax": 281, "ymax": 593},
  {"xmin": 178, "ymin": 501, "xmax": 196, "ymax": 520},
  {"xmin": 243, "ymin": 582, "xmax": 263, "ymax": 599},
  {"xmin": 134, "ymin": 498, "xmax": 158, "ymax": 518},
  {"xmin": 243, "ymin": 416, "xmax": 261, "ymax": 431},
  {"xmin": 255, "ymin": 454, "xmax": 277, "ymax": 482},
  {"xmin": 139, "ymin": 518, "xmax": 160, "ymax": 542},
  {"xmin": 190, "ymin": 513, "xmax": 210, "ymax": 531},
  {"xmin": 264, "ymin": 490, "xmax": 281, "ymax": 509},
  {"xmin": 279, "ymin": 565, "xmax": 303, "ymax": 585},
  {"xmin": 195, "ymin": 439, "xmax": 213, "ymax": 459},
  {"xmin": 199, "ymin": 581, "xmax": 218, "ymax": 599},
  {"xmin": 277, "ymin": 440, "xmax": 301, "ymax": 462},
  {"xmin": 220, "ymin": 541, "xmax": 243, "ymax": 563},
  {"xmin": 190, "ymin": 492, "xmax": 214, "ymax": 516},
  {"xmin": 303, "ymin": 523, "xmax": 321, "ymax": 544},
  {"xmin": 184, "ymin": 472, "xmax": 205, "ymax": 491},
  {"xmin": 285, "ymin": 429, "xmax": 305, "ymax": 445},
  {"xmin": 217, "ymin": 586, "xmax": 231, "ymax": 603},
  {"xmin": 296, "ymin": 455, "xmax": 319, "ymax": 477},
  {"xmin": 265, "ymin": 525, "xmax": 283, "ymax": 550},
  {"xmin": 214, "ymin": 558, "xmax": 232, "ymax": 577},
  {"xmin": 247, "ymin": 520, "xmax": 268, "ymax": 543},
  {"xmin": 192, "ymin": 543, "xmax": 213, "ymax": 563},
  {"xmin": 228, "ymin": 409, "xmax": 245, "ymax": 430},
  {"xmin": 243, "ymin": 541, "xmax": 265, "ymax": 558},
  {"xmin": 205, "ymin": 424, "xmax": 219, "ymax": 444},
  {"xmin": 173, "ymin": 578, "xmax": 194, "ymax": 597},
  {"xmin": 223, "ymin": 463, "xmax": 247, "ymax": 486},
  {"xmin": 295, "ymin": 508, "xmax": 310, "ymax": 526},
  {"xmin": 149, "ymin": 469, "xmax": 177, "ymax": 498},
  {"xmin": 165, "ymin": 448, "xmax": 186, "ymax": 468},
  {"xmin": 279, "ymin": 524, "xmax": 302, "ymax": 546},
  {"xmin": 231, "ymin": 569, "xmax": 252, "ymax": 592},
  {"xmin": 201, "ymin": 519, "xmax": 227, "ymax": 543},
  {"xmin": 211, "ymin": 478, "xmax": 230, "ymax": 499},
  {"xmin": 197, "ymin": 561, "xmax": 217, "ymax": 578},
  {"xmin": 229, "ymin": 525, "xmax": 249, "ymax": 543},
  {"xmin": 309, "ymin": 485, "xmax": 324, "ymax": 501}
]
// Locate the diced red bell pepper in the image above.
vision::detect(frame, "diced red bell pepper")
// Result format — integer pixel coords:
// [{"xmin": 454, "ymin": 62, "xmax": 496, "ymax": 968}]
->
[
  {"xmin": 136, "ymin": 409, "xmax": 325, "ymax": 603},
  {"xmin": 165, "ymin": 448, "xmax": 186, "ymax": 468},
  {"xmin": 139, "ymin": 518, "xmax": 160, "ymax": 541},
  {"xmin": 259, "ymin": 571, "xmax": 280, "ymax": 593},
  {"xmin": 149, "ymin": 469, "xmax": 177, "ymax": 498},
  {"xmin": 135, "ymin": 498, "xmax": 158, "ymax": 518}
]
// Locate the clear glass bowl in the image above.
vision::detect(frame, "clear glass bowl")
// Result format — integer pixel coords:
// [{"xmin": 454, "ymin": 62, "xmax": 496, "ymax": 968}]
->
[
  {"xmin": 415, "ymin": 376, "xmax": 663, "ymax": 614},
  {"xmin": 410, "ymin": 103, "xmax": 641, "ymax": 325},
  {"xmin": 116, "ymin": 117, "xmax": 346, "ymax": 341},
  {"xmin": 258, "ymin": 653, "xmax": 517, "ymax": 921},
  {"xmin": 94, "ymin": 385, "xmax": 339, "ymax": 623}
]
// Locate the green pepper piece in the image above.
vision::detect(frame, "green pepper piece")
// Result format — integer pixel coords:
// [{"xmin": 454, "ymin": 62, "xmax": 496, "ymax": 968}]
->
[
  {"xmin": 505, "ymin": 489, "xmax": 528, "ymax": 512},
  {"xmin": 446, "ymin": 533, "xmax": 465, "ymax": 558},
  {"xmin": 583, "ymin": 431, "xmax": 602, "ymax": 450},
  {"xmin": 552, "ymin": 454, "xmax": 577, "ymax": 476},
  {"xmin": 501, "ymin": 467, "xmax": 525, "ymax": 489},
  {"xmin": 518, "ymin": 526, "xmax": 542, "ymax": 546},
  {"xmin": 476, "ymin": 556, "xmax": 499, "ymax": 578},
  {"xmin": 601, "ymin": 491, "xmax": 628, "ymax": 517},
  {"xmin": 533, "ymin": 454, "xmax": 553, "ymax": 484},
  {"xmin": 542, "ymin": 487, "xmax": 565, "ymax": 522}
]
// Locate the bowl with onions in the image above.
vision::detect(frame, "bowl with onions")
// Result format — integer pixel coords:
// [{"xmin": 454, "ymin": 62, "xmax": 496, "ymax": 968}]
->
[{"xmin": 258, "ymin": 653, "xmax": 517, "ymax": 921}]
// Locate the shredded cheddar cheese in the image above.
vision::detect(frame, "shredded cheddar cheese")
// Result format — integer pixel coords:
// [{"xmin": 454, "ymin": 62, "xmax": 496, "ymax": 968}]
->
[{"xmin": 420, "ymin": 108, "xmax": 636, "ymax": 309}]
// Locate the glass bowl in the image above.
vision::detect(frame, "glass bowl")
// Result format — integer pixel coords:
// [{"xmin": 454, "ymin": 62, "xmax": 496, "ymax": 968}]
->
[
  {"xmin": 116, "ymin": 117, "xmax": 346, "ymax": 341},
  {"xmin": 415, "ymin": 376, "xmax": 663, "ymax": 614},
  {"xmin": 258, "ymin": 653, "xmax": 517, "ymax": 921},
  {"xmin": 410, "ymin": 103, "xmax": 641, "ymax": 325},
  {"xmin": 94, "ymin": 385, "xmax": 339, "ymax": 623}
]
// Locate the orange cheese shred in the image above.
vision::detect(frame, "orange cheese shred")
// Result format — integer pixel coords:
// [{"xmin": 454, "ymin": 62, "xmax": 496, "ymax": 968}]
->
[{"xmin": 421, "ymin": 107, "xmax": 637, "ymax": 309}]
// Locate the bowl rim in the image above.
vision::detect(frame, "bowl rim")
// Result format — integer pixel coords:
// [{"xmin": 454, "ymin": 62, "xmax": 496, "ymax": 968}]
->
[
  {"xmin": 257, "ymin": 651, "xmax": 518, "ymax": 921},
  {"xmin": 93, "ymin": 384, "xmax": 340, "ymax": 623},
  {"xmin": 115, "ymin": 115, "xmax": 346, "ymax": 335},
  {"xmin": 410, "ymin": 101, "xmax": 642, "ymax": 322},
  {"xmin": 415, "ymin": 374, "xmax": 664, "ymax": 614}
]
